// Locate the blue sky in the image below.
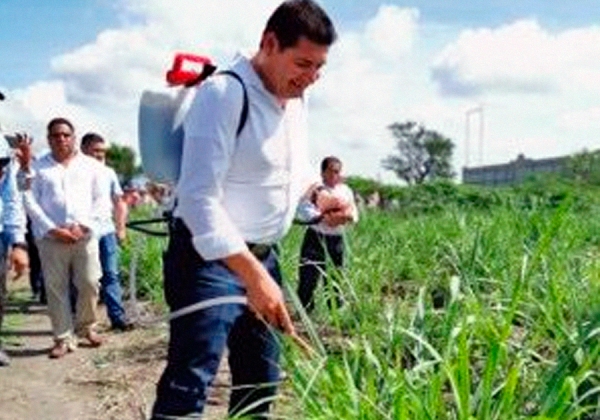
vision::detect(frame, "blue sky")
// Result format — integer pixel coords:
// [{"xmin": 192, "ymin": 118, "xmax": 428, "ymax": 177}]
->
[
  {"xmin": 332, "ymin": 0, "xmax": 600, "ymax": 27},
  {"xmin": 1, "ymin": 0, "xmax": 600, "ymax": 180},
  {"xmin": 4, "ymin": 0, "xmax": 600, "ymax": 88},
  {"xmin": 1, "ymin": 0, "xmax": 117, "ymax": 87}
]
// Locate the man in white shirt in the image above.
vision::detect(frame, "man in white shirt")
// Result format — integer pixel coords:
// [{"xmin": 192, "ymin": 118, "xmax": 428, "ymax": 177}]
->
[
  {"xmin": 81, "ymin": 133, "xmax": 132, "ymax": 332},
  {"xmin": 151, "ymin": 1, "xmax": 337, "ymax": 418},
  {"xmin": 17, "ymin": 118, "xmax": 104, "ymax": 359},
  {"xmin": 296, "ymin": 156, "xmax": 359, "ymax": 312}
]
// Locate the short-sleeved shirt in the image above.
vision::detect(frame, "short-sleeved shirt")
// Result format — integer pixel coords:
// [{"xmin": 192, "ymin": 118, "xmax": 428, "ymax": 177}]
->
[{"xmin": 95, "ymin": 165, "xmax": 123, "ymax": 236}]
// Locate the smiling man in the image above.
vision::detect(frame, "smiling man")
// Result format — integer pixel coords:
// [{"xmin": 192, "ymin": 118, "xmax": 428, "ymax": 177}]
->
[{"xmin": 151, "ymin": 1, "xmax": 337, "ymax": 418}]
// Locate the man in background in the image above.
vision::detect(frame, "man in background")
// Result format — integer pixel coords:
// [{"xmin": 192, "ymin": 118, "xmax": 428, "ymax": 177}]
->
[
  {"xmin": 81, "ymin": 133, "xmax": 132, "ymax": 332},
  {"xmin": 297, "ymin": 156, "xmax": 359, "ymax": 312},
  {"xmin": 17, "ymin": 118, "xmax": 104, "ymax": 358},
  {"xmin": 0, "ymin": 152, "xmax": 30, "ymax": 366}
]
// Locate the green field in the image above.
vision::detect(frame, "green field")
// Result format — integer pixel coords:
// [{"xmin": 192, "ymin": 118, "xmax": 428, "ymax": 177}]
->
[{"xmin": 123, "ymin": 180, "xmax": 600, "ymax": 419}]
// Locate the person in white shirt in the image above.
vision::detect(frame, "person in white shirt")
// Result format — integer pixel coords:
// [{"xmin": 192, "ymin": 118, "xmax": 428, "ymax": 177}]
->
[
  {"xmin": 0, "ymin": 156, "xmax": 29, "ymax": 367},
  {"xmin": 16, "ymin": 118, "xmax": 104, "ymax": 359},
  {"xmin": 80, "ymin": 133, "xmax": 133, "ymax": 332},
  {"xmin": 151, "ymin": 1, "xmax": 338, "ymax": 418},
  {"xmin": 296, "ymin": 156, "xmax": 358, "ymax": 312}
]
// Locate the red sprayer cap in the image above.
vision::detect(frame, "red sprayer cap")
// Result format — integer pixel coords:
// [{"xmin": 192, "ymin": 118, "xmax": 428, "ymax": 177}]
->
[{"xmin": 166, "ymin": 53, "xmax": 216, "ymax": 87}]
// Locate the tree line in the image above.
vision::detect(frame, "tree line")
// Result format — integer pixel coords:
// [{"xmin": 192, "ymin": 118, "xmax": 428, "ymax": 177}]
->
[{"xmin": 107, "ymin": 121, "xmax": 597, "ymax": 188}]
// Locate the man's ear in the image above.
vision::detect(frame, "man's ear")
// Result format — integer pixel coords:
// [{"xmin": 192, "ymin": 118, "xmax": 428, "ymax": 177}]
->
[{"xmin": 261, "ymin": 32, "xmax": 280, "ymax": 55}]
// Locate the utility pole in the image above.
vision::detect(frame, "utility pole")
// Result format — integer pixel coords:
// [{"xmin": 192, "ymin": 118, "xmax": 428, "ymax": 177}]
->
[{"xmin": 465, "ymin": 105, "xmax": 484, "ymax": 167}]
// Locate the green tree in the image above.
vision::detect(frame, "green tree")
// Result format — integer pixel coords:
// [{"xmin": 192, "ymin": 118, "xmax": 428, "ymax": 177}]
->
[
  {"xmin": 382, "ymin": 121, "xmax": 455, "ymax": 184},
  {"xmin": 106, "ymin": 144, "xmax": 142, "ymax": 183},
  {"xmin": 568, "ymin": 149, "xmax": 600, "ymax": 185}
]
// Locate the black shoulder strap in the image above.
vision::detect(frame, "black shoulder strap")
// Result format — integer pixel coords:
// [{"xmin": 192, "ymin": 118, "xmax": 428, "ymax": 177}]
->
[
  {"xmin": 216, "ymin": 70, "xmax": 249, "ymax": 137},
  {"xmin": 184, "ymin": 63, "xmax": 217, "ymax": 87}
]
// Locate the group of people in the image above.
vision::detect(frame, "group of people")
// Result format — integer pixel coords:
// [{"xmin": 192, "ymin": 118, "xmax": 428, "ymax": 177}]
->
[
  {"xmin": 0, "ymin": 119, "xmax": 133, "ymax": 365},
  {"xmin": 2, "ymin": 1, "xmax": 356, "ymax": 418}
]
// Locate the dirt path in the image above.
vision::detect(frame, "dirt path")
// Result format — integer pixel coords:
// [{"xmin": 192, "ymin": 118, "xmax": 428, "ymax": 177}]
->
[{"xmin": 0, "ymin": 285, "xmax": 229, "ymax": 420}]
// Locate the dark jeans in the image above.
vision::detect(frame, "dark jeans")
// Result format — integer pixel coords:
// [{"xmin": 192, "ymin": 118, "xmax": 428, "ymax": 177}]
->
[
  {"xmin": 151, "ymin": 220, "xmax": 281, "ymax": 419},
  {"xmin": 297, "ymin": 228, "xmax": 344, "ymax": 312},
  {"xmin": 98, "ymin": 233, "xmax": 127, "ymax": 327},
  {"xmin": 0, "ymin": 232, "xmax": 8, "ymax": 341},
  {"xmin": 26, "ymin": 219, "xmax": 46, "ymax": 303}
]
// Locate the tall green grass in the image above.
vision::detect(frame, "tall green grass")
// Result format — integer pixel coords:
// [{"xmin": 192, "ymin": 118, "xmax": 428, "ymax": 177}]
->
[
  {"xmin": 122, "ymin": 185, "xmax": 600, "ymax": 418},
  {"xmin": 276, "ymin": 200, "xmax": 600, "ymax": 419}
]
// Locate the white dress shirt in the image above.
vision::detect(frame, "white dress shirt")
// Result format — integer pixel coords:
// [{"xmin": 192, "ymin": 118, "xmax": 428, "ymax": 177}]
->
[
  {"xmin": 174, "ymin": 54, "xmax": 317, "ymax": 260},
  {"xmin": 23, "ymin": 152, "xmax": 103, "ymax": 239}
]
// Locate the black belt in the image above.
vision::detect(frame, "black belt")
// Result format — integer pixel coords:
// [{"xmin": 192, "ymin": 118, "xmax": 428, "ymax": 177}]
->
[
  {"xmin": 246, "ymin": 242, "xmax": 273, "ymax": 260},
  {"xmin": 170, "ymin": 218, "xmax": 273, "ymax": 260}
]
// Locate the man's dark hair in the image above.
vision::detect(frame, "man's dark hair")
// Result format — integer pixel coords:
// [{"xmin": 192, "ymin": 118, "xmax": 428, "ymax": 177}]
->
[
  {"xmin": 321, "ymin": 156, "xmax": 341, "ymax": 173},
  {"xmin": 265, "ymin": 0, "xmax": 337, "ymax": 50},
  {"xmin": 47, "ymin": 117, "xmax": 75, "ymax": 133},
  {"xmin": 81, "ymin": 132, "xmax": 105, "ymax": 149}
]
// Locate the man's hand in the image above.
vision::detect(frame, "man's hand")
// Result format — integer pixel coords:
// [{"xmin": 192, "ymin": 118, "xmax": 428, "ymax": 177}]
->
[
  {"xmin": 315, "ymin": 189, "xmax": 353, "ymax": 227},
  {"xmin": 9, "ymin": 248, "xmax": 29, "ymax": 278},
  {"xmin": 245, "ymin": 273, "xmax": 295, "ymax": 334},
  {"xmin": 116, "ymin": 227, "xmax": 126, "ymax": 242},
  {"xmin": 67, "ymin": 224, "xmax": 88, "ymax": 241},
  {"xmin": 14, "ymin": 133, "xmax": 33, "ymax": 171},
  {"xmin": 322, "ymin": 209, "xmax": 352, "ymax": 227},
  {"xmin": 314, "ymin": 189, "xmax": 346, "ymax": 213},
  {"xmin": 49, "ymin": 227, "xmax": 78, "ymax": 243},
  {"xmin": 225, "ymin": 251, "xmax": 295, "ymax": 335}
]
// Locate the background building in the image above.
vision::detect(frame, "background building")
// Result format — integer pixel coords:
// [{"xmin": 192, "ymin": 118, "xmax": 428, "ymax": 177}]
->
[{"xmin": 462, "ymin": 154, "xmax": 569, "ymax": 186}]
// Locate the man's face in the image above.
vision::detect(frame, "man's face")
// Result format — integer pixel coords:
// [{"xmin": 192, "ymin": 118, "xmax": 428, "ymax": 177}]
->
[
  {"xmin": 262, "ymin": 34, "xmax": 329, "ymax": 99},
  {"xmin": 322, "ymin": 161, "xmax": 342, "ymax": 187},
  {"xmin": 82, "ymin": 141, "xmax": 107, "ymax": 163},
  {"xmin": 47, "ymin": 123, "xmax": 76, "ymax": 161}
]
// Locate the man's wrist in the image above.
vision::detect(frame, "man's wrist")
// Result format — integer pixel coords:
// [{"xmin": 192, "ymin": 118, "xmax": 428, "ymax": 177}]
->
[
  {"xmin": 11, "ymin": 242, "xmax": 28, "ymax": 251},
  {"xmin": 311, "ymin": 185, "xmax": 327, "ymax": 204}
]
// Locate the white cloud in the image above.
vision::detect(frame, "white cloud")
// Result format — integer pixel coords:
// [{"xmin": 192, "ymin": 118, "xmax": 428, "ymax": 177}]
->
[
  {"xmin": 559, "ymin": 106, "xmax": 600, "ymax": 131},
  {"xmin": 0, "ymin": 81, "xmax": 106, "ymax": 155},
  {"xmin": 51, "ymin": 28, "xmax": 166, "ymax": 106},
  {"xmin": 307, "ymin": 5, "xmax": 422, "ymax": 177},
  {"xmin": 2, "ymin": 1, "xmax": 600, "ymax": 181},
  {"xmin": 2, "ymin": 0, "xmax": 281, "ymax": 153},
  {"xmin": 432, "ymin": 20, "xmax": 600, "ymax": 97},
  {"xmin": 364, "ymin": 6, "xmax": 419, "ymax": 61}
]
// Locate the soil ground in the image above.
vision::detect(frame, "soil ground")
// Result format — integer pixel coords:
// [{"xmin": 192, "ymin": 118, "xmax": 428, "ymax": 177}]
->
[{"xmin": 0, "ymin": 282, "xmax": 230, "ymax": 420}]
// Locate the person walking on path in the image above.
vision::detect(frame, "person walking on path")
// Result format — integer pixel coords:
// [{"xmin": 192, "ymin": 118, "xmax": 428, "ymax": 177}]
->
[
  {"xmin": 16, "ymin": 118, "xmax": 105, "ymax": 359},
  {"xmin": 80, "ymin": 133, "xmax": 133, "ymax": 332},
  {"xmin": 0, "ymin": 155, "xmax": 29, "ymax": 366}
]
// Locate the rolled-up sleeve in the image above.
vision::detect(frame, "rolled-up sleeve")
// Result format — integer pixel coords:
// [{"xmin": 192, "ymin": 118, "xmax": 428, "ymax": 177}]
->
[{"xmin": 175, "ymin": 78, "xmax": 248, "ymax": 261}]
